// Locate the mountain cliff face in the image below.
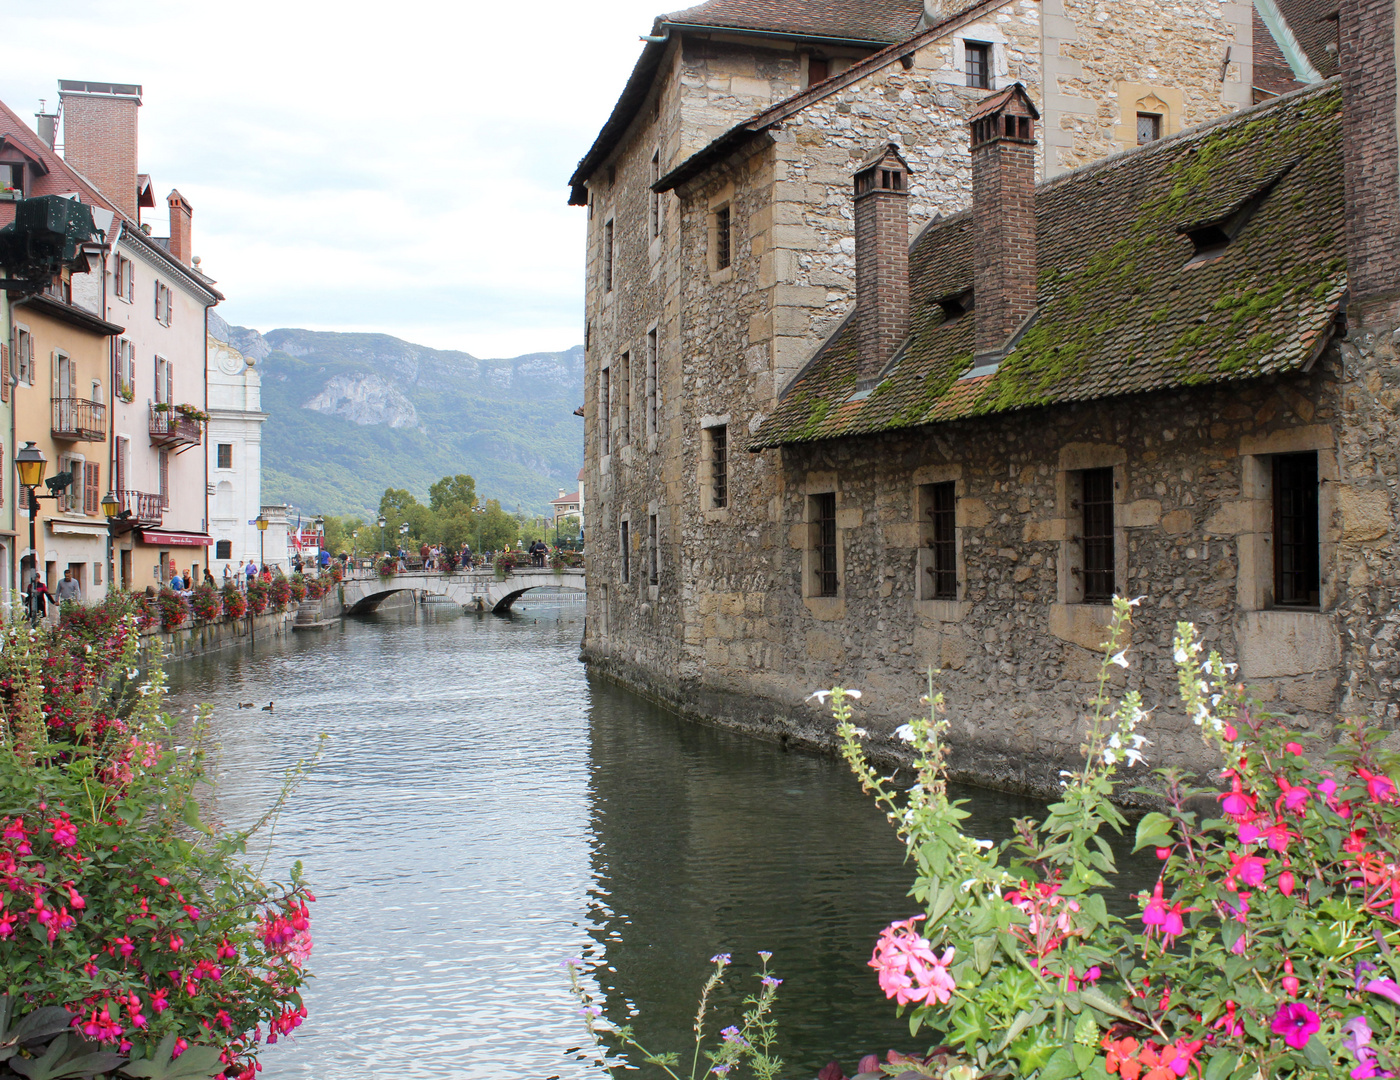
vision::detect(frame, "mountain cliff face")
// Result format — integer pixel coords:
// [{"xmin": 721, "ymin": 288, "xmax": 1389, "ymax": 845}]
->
[{"xmin": 220, "ymin": 319, "xmax": 584, "ymax": 517}]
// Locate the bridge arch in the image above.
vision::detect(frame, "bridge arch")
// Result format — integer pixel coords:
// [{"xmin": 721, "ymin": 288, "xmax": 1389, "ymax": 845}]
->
[{"xmin": 340, "ymin": 567, "xmax": 586, "ymax": 617}]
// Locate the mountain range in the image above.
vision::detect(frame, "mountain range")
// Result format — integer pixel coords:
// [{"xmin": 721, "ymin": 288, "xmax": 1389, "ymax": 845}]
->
[{"xmin": 212, "ymin": 316, "xmax": 584, "ymax": 518}]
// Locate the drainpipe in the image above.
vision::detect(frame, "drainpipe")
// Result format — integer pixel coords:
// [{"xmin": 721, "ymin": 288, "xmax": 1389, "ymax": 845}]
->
[{"xmin": 640, "ymin": 25, "xmax": 669, "ymax": 42}]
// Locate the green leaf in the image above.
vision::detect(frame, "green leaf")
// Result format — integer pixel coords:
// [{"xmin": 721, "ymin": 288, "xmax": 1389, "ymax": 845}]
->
[
  {"xmin": 1078, "ymin": 987, "xmax": 1137, "ymax": 1023},
  {"xmin": 1073, "ymin": 1045, "xmax": 1098, "ymax": 1072},
  {"xmin": 1073, "ymin": 1011, "xmax": 1099, "ymax": 1047},
  {"xmin": 1302, "ymin": 1036, "xmax": 1331, "ymax": 1070},
  {"xmin": 929, "ymin": 883, "xmax": 956, "ymax": 927},
  {"xmin": 120, "ymin": 1038, "xmax": 223, "ymax": 1080},
  {"xmin": 1202, "ymin": 1051, "xmax": 1238, "ymax": 1080},
  {"xmin": 1010, "ymin": 1030, "xmax": 1059, "ymax": 1074},
  {"xmin": 974, "ymin": 934, "xmax": 997, "ymax": 974},
  {"xmin": 10, "ymin": 1007, "xmax": 75, "ymax": 1046},
  {"xmin": 1132, "ymin": 812, "xmax": 1173, "ymax": 852},
  {"xmin": 1039, "ymin": 1047, "xmax": 1082, "ymax": 1080},
  {"xmin": 181, "ymin": 797, "xmax": 204, "ymax": 833}
]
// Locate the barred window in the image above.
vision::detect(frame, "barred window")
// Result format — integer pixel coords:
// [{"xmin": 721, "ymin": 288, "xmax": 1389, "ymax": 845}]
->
[
  {"xmin": 714, "ymin": 206, "xmax": 731, "ymax": 270},
  {"xmin": 710, "ymin": 425, "xmax": 728, "ymax": 509},
  {"xmin": 648, "ymin": 514, "xmax": 659, "ymax": 586},
  {"xmin": 600, "ymin": 367, "xmax": 611, "ymax": 451},
  {"xmin": 620, "ymin": 520, "xmax": 630, "ymax": 584},
  {"xmin": 1137, "ymin": 112, "xmax": 1162, "ymax": 145},
  {"xmin": 1080, "ymin": 467, "xmax": 1116, "ymax": 603},
  {"xmin": 812, "ymin": 493, "xmax": 838, "ymax": 597},
  {"xmin": 924, "ymin": 481, "xmax": 957, "ymax": 600},
  {"xmin": 1273, "ymin": 452, "xmax": 1320, "ymax": 607},
  {"xmin": 603, "ymin": 219, "xmax": 614, "ymax": 292}
]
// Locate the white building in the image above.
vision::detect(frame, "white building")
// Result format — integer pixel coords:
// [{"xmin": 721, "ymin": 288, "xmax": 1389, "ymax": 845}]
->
[{"xmin": 206, "ymin": 316, "xmax": 265, "ymax": 579}]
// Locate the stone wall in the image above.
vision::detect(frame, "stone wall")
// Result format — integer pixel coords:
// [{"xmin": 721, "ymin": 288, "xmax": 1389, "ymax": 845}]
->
[{"xmin": 142, "ymin": 607, "xmax": 297, "ymax": 664}]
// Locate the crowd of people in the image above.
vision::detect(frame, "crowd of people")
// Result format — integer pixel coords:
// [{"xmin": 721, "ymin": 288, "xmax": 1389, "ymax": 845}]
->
[{"xmin": 376, "ymin": 538, "xmax": 557, "ymax": 571}]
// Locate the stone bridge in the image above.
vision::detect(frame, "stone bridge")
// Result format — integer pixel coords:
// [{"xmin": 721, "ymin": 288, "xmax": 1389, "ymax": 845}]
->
[{"xmin": 340, "ymin": 567, "xmax": 585, "ymax": 615}]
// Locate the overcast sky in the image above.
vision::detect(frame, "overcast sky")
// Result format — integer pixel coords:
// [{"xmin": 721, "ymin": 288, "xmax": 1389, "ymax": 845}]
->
[{"xmin": 1, "ymin": 0, "xmax": 664, "ymax": 358}]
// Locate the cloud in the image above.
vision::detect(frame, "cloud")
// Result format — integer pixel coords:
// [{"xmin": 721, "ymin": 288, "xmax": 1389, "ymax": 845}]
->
[{"xmin": 0, "ymin": 0, "xmax": 660, "ymax": 356}]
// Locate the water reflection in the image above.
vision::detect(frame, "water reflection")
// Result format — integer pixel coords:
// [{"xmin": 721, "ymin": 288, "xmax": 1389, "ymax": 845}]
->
[{"xmin": 161, "ymin": 597, "xmax": 1156, "ymax": 1080}]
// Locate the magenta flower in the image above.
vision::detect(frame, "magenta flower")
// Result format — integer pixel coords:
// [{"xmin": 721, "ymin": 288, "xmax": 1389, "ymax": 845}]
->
[
  {"xmin": 1271, "ymin": 1002, "xmax": 1320, "ymax": 1049},
  {"xmin": 1357, "ymin": 769, "xmax": 1396, "ymax": 805},
  {"xmin": 1365, "ymin": 978, "xmax": 1400, "ymax": 1006},
  {"xmin": 1228, "ymin": 853, "xmax": 1269, "ymax": 888}
]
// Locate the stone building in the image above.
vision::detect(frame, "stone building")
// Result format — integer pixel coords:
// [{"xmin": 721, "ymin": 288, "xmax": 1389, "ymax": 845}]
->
[{"xmin": 572, "ymin": 0, "xmax": 1384, "ymax": 791}]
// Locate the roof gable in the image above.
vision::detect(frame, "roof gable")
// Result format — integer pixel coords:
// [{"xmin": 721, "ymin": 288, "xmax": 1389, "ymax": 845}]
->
[{"xmin": 753, "ymin": 82, "xmax": 1346, "ymax": 449}]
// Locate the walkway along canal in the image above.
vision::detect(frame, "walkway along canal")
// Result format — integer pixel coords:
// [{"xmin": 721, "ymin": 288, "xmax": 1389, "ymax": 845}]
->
[{"xmin": 165, "ymin": 594, "xmax": 1155, "ymax": 1079}]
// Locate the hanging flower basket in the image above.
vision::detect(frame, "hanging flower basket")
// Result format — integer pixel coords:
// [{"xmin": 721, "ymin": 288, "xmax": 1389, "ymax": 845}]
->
[
  {"xmin": 246, "ymin": 579, "xmax": 270, "ymax": 615},
  {"xmin": 190, "ymin": 584, "xmax": 221, "ymax": 622},
  {"xmin": 221, "ymin": 583, "xmax": 247, "ymax": 619},
  {"xmin": 157, "ymin": 587, "xmax": 187, "ymax": 630}
]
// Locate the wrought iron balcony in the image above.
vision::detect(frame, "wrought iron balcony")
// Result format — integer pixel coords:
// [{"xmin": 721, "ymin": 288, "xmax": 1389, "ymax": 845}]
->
[
  {"xmin": 149, "ymin": 405, "xmax": 202, "ymax": 447},
  {"xmin": 51, "ymin": 397, "xmax": 106, "ymax": 441},
  {"xmin": 118, "ymin": 488, "xmax": 163, "ymax": 525}
]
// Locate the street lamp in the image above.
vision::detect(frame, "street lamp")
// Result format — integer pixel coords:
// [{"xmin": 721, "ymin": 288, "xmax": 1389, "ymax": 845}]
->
[
  {"xmin": 102, "ymin": 491, "xmax": 121, "ymax": 592},
  {"xmin": 313, "ymin": 515, "xmax": 325, "ymax": 569},
  {"xmin": 255, "ymin": 513, "xmax": 268, "ymax": 569},
  {"xmin": 15, "ymin": 442, "xmax": 78, "ymax": 615},
  {"xmin": 472, "ymin": 503, "xmax": 486, "ymax": 563},
  {"xmin": 378, "ymin": 515, "xmax": 386, "ymax": 555}
]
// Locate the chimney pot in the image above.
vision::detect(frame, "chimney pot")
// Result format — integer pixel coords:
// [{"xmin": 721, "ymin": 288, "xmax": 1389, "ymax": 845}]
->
[
  {"xmin": 853, "ymin": 143, "xmax": 911, "ymax": 387},
  {"xmin": 969, "ymin": 84, "xmax": 1040, "ymax": 359},
  {"xmin": 167, "ymin": 189, "xmax": 193, "ymax": 267}
]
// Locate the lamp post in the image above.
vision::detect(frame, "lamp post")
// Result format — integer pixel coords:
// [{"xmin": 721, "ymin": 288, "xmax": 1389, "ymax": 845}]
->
[
  {"xmin": 15, "ymin": 442, "xmax": 74, "ymax": 620},
  {"xmin": 473, "ymin": 503, "xmax": 485, "ymax": 562},
  {"xmin": 313, "ymin": 515, "xmax": 324, "ymax": 571},
  {"xmin": 378, "ymin": 515, "xmax": 386, "ymax": 556},
  {"xmin": 255, "ymin": 513, "xmax": 268, "ymax": 569},
  {"xmin": 102, "ymin": 491, "xmax": 120, "ymax": 595}
]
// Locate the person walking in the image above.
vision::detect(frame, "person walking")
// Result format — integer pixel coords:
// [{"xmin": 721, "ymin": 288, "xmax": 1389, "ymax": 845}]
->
[
  {"xmin": 55, "ymin": 568, "xmax": 81, "ymax": 606},
  {"xmin": 245, "ymin": 559, "xmax": 257, "ymax": 587},
  {"xmin": 26, "ymin": 575, "xmax": 48, "ymax": 624}
]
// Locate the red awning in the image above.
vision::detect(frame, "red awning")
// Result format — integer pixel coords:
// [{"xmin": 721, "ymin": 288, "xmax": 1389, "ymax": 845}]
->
[{"xmin": 135, "ymin": 529, "xmax": 213, "ymax": 547}]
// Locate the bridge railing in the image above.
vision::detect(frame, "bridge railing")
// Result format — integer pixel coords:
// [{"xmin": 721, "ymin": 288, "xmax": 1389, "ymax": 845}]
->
[{"xmin": 340, "ymin": 559, "xmax": 584, "ymax": 584}]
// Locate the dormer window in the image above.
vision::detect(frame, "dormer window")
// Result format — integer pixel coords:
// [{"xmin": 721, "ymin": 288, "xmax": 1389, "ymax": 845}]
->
[
  {"xmin": 0, "ymin": 163, "xmax": 22, "ymax": 198},
  {"xmin": 938, "ymin": 289, "xmax": 975, "ymax": 321},
  {"xmin": 1179, "ymin": 167, "xmax": 1290, "ymax": 267}
]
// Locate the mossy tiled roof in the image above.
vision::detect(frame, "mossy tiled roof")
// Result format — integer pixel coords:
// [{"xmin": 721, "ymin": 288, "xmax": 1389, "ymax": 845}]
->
[{"xmin": 753, "ymin": 82, "xmax": 1346, "ymax": 450}]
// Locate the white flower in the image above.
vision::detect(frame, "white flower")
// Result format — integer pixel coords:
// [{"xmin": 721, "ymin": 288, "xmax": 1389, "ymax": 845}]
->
[
  {"xmin": 961, "ymin": 878, "xmax": 978, "ymax": 892},
  {"xmin": 1173, "ymin": 647, "xmax": 1189, "ymax": 664},
  {"xmin": 851, "ymin": 727, "xmax": 868, "ymax": 738},
  {"xmin": 1102, "ymin": 747, "xmax": 1118, "ymax": 765},
  {"xmin": 846, "ymin": 689, "xmax": 862, "ymax": 699},
  {"xmin": 1224, "ymin": 662, "xmax": 1239, "ymax": 675},
  {"xmin": 894, "ymin": 724, "xmax": 915, "ymax": 743},
  {"xmin": 974, "ymin": 839, "xmax": 993, "ymax": 850},
  {"xmin": 1129, "ymin": 733, "xmax": 1150, "ymax": 749},
  {"xmin": 127, "ymin": 667, "xmax": 139, "ymax": 679},
  {"xmin": 1059, "ymin": 769, "xmax": 1075, "ymax": 778},
  {"xmin": 806, "ymin": 690, "xmax": 832, "ymax": 703},
  {"xmin": 1109, "ymin": 651, "xmax": 1130, "ymax": 669},
  {"xmin": 1128, "ymin": 595, "xmax": 1146, "ymax": 607},
  {"xmin": 1123, "ymin": 748, "xmax": 1147, "ymax": 768}
]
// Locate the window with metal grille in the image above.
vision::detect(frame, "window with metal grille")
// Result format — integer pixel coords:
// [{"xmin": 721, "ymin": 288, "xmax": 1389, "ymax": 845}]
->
[
  {"xmin": 604, "ymin": 219, "xmax": 614, "ymax": 292},
  {"xmin": 649, "ymin": 150, "xmax": 661, "ymax": 238},
  {"xmin": 648, "ymin": 514, "xmax": 659, "ymax": 585},
  {"xmin": 159, "ymin": 450, "xmax": 169, "ymax": 509},
  {"xmin": 600, "ymin": 367, "xmax": 611, "ymax": 451},
  {"xmin": 715, "ymin": 206, "xmax": 731, "ymax": 270},
  {"xmin": 813, "ymin": 492, "xmax": 838, "ymax": 597},
  {"xmin": 618, "ymin": 352, "xmax": 631, "ymax": 446},
  {"xmin": 216, "ymin": 540, "xmax": 232, "ymax": 560},
  {"xmin": 923, "ymin": 481, "xmax": 957, "ymax": 600},
  {"xmin": 217, "ymin": 443, "xmax": 233, "ymax": 469},
  {"xmin": 646, "ymin": 329, "xmax": 658, "ymax": 438},
  {"xmin": 966, "ymin": 42, "xmax": 991, "ymax": 88},
  {"xmin": 710, "ymin": 425, "xmax": 728, "ymax": 509},
  {"xmin": 1273, "ymin": 452, "xmax": 1320, "ymax": 607},
  {"xmin": 620, "ymin": 520, "xmax": 630, "ymax": 583},
  {"xmin": 1080, "ymin": 467, "xmax": 1116, "ymax": 603},
  {"xmin": 1137, "ymin": 112, "xmax": 1162, "ymax": 145}
]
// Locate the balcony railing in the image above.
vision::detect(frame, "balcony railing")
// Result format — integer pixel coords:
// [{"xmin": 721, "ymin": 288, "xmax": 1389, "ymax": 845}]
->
[
  {"xmin": 149, "ymin": 405, "xmax": 202, "ymax": 447},
  {"xmin": 51, "ymin": 397, "xmax": 106, "ymax": 441},
  {"xmin": 118, "ymin": 489, "xmax": 163, "ymax": 525}
]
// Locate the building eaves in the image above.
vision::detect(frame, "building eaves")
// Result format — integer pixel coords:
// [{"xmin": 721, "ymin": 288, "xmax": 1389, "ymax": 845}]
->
[
  {"xmin": 752, "ymin": 80, "xmax": 1346, "ymax": 450},
  {"xmin": 568, "ymin": 2, "xmax": 926, "ymax": 205},
  {"xmin": 16, "ymin": 292, "xmax": 126, "ymax": 336},
  {"xmin": 655, "ymin": 0, "xmax": 1004, "ymax": 193}
]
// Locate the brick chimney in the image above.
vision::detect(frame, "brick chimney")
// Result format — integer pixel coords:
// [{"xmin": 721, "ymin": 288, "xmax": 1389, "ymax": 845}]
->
[
  {"xmin": 853, "ymin": 143, "xmax": 911, "ymax": 387},
  {"xmin": 57, "ymin": 80, "xmax": 142, "ymax": 221},
  {"xmin": 1339, "ymin": 0, "xmax": 1400, "ymax": 304},
  {"xmin": 167, "ymin": 190, "xmax": 193, "ymax": 267},
  {"xmin": 968, "ymin": 84, "xmax": 1039, "ymax": 359}
]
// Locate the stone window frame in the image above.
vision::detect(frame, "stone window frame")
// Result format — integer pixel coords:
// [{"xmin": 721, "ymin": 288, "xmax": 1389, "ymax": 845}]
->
[
  {"xmin": 1233, "ymin": 426, "xmax": 1338, "ymax": 614},
  {"xmin": 707, "ymin": 182, "xmax": 736, "ymax": 283},
  {"xmin": 912, "ymin": 464, "xmax": 969, "ymax": 622},
  {"xmin": 1114, "ymin": 85, "xmax": 1184, "ymax": 152},
  {"xmin": 617, "ymin": 349, "xmax": 632, "ymax": 451},
  {"xmin": 647, "ymin": 501, "xmax": 661, "ymax": 597},
  {"xmin": 648, "ymin": 148, "xmax": 662, "ymax": 249},
  {"xmin": 619, "ymin": 514, "xmax": 632, "ymax": 586},
  {"xmin": 1045, "ymin": 444, "xmax": 1128, "ymax": 650},
  {"xmin": 797, "ymin": 470, "xmax": 846, "ymax": 621},
  {"xmin": 603, "ymin": 215, "xmax": 615, "ymax": 297},
  {"xmin": 700, "ymin": 415, "xmax": 731, "ymax": 522},
  {"xmin": 937, "ymin": 23, "xmax": 1009, "ymax": 90},
  {"xmin": 598, "ymin": 363, "xmax": 612, "ymax": 475},
  {"xmin": 645, "ymin": 324, "xmax": 659, "ymax": 450}
]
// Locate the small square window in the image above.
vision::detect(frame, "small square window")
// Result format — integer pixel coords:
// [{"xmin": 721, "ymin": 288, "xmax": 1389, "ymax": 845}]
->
[
  {"xmin": 1137, "ymin": 112, "xmax": 1162, "ymax": 145},
  {"xmin": 216, "ymin": 540, "xmax": 232, "ymax": 560},
  {"xmin": 966, "ymin": 42, "xmax": 991, "ymax": 89},
  {"xmin": 217, "ymin": 443, "xmax": 233, "ymax": 469}
]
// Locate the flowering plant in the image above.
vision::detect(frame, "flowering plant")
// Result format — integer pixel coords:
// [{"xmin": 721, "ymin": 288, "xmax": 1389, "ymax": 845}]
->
[
  {"xmin": 270, "ymin": 575, "xmax": 292, "ymax": 611},
  {"xmin": 288, "ymin": 574, "xmax": 308, "ymax": 603},
  {"xmin": 567, "ymin": 952, "xmax": 783, "ymax": 1079},
  {"xmin": 375, "ymin": 557, "xmax": 397, "ymax": 580},
  {"xmin": 189, "ymin": 583, "xmax": 221, "ymax": 622},
  {"xmin": 173, "ymin": 404, "xmax": 209, "ymax": 423},
  {"xmin": 245, "ymin": 579, "xmax": 270, "ymax": 615},
  {"xmin": 0, "ymin": 602, "xmax": 318, "ymax": 1078},
  {"xmin": 327, "ymin": 562, "xmax": 344, "ymax": 584},
  {"xmin": 117, "ymin": 385, "xmax": 135, "ymax": 404},
  {"xmin": 832, "ymin": 596, "xmax": 1400, "ymax": 1080},
  {"xmin": 154, "ymin": 587, "xmax": 186, "ymax": 631},
  {"xmin": 221, "ymin": 582, "xmax": 247, "ymax": 620}
]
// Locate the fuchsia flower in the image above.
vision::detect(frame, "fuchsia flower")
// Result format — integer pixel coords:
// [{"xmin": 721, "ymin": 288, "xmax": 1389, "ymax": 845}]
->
[
  {"xmin": 1227, "ymin": 853, "xmax": 1268, "ymax": 889},
  {"xmin": 1220, "ymin": 777, "xmax": 1258, "ymax": 822},
  {"xmin": 1270, "ymin": 1002, "xmax": 1320, "ymax": 1049},
  {"xmin": 1284, "ymin": 742, "xmax": 1305, "ymax": 756},
  {"xmin": 1141, "ymin": 882, "xmax": 1189, "ymax": 943},
  {"xmin": 1357, "ymin": 769, "xmax": 1397, "ymax": 805},
  {"xmin": 1277, "ymin": 778, "xmax": 1311, "ymax": 815},
  {"xmin": 1365, "ymin": 978, "xmax": 1400, "ymax": 1006}
]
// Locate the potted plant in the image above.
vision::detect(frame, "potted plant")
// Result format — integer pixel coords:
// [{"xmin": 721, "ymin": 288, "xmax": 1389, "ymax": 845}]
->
[
  {"xmin": 221, "ymin": 582, "xmax": 247, "ymax": 619},
  {"xmin": 190, "ymin": 583, "xmax": 221, "ymax": 622},
  {"xmin": 289, "ymin": 572, "xmax": 308, "ymax": 602},
  {"xmin": 270, "ymin": 574, "xmax": 293, "ymax": 611},
  {"xmin": 156, "ymin": 586, "xmax": 187, "ymax": 630},
  {"xmin": 246, "ymin": 579, "xmax": 270, "ymax": 614},
  {"xmin": 375, "ymin": 556, "xmax": 398, "ymax": 579}
]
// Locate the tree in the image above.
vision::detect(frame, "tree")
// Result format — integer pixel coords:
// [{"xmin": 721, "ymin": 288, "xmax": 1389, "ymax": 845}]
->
[
  {"xmin": 476, "ymin": 500, "xmax": 519, "ymax": 552},
  {"xmin": 429, "ymin": 474, "xmax": 477, "ymax": 514},
  {"xmin": 379, "ymin": 488, "xmax": 418, "ymax": 517}
]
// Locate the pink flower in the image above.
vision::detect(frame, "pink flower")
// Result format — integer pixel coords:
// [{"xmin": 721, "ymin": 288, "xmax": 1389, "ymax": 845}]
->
[
  {"xmin": 1228, "ymin": 853, "xmax": 1268, "ymax": 888},
  {"xmin": 1284, "ymin": 742, "xmax": 1304, "ymax": 756},
  {"xmin": 1279, "ymin": 870, "xmax": 1296, "ymax": 897},
  {"xmin": 47, "ymin": 816, "xmax": 77, "ymax": 848},
  {"xmin": 1278, "ymin": 778, "xmax": 1311, "ymax": 814},
  {"xmin": 1357, "ymin": 769, "xmax": 1396, "ymax": 805},
  {"xmin": 1271, "ymin": 1003, "xmax": 1320, "ymax": 1049},
  {"xmin": 1365, "ymin": 978, "xmax": 1400, "ymax": 1006},
  {"xmin": 869, "ymin": 918, "xmax": 957, "ymax": 1007}
]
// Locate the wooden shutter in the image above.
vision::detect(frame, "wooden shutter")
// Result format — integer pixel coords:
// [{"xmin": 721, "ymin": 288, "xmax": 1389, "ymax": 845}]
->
[
  {"xmin": 1, "ymin": 343, "xmax": 8, "ymax": 404},
  {"xmin": 51, "ymin": 350, "xmax": 60, "ymax": 399},
  {"xmin": 165, "ymin": 287, "xmax": 172, "ymax": 325},
  {"xmin": 115, "ymin": 436, "xmax": 127, "ymax": 493},
  {"xmin": 159, "ymin": 451, "xmax": 169, "ymax": 508},
  {"xmin": 166, "ymin": 360, "xmax": 173, "ymax": 404},
  {"xmin": 84, "ymin": 462, "xmax": 99, "ymax": 516},
  {"xmin": 154, "ymin": 281, "xmax": 160, "ymax": 320}
]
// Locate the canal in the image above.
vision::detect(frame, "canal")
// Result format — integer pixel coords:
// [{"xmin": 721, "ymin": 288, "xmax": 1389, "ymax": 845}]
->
[{"xmin": 165, "ymin": 594, "xmax": 1153, "ymax": 1079}]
